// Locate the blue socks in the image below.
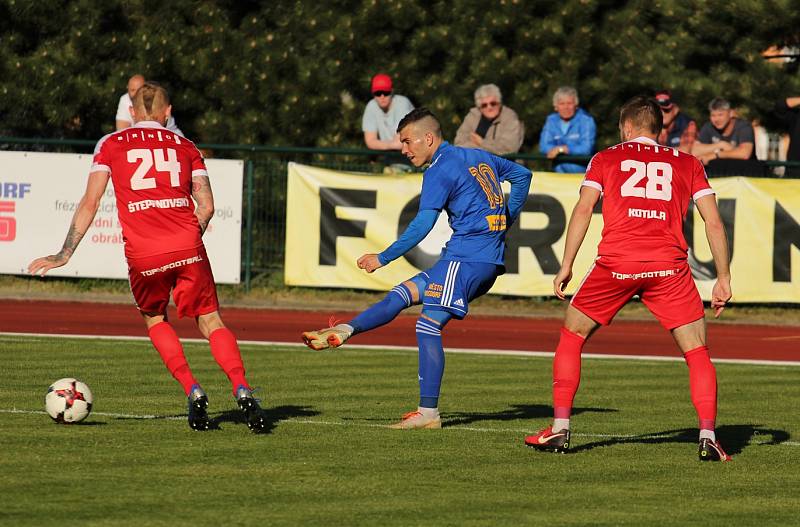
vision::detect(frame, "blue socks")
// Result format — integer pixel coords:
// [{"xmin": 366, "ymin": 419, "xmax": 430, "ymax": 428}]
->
[
  {"xmin": 349, "ymin": 284, "xmax": 412, "ymax": 334},
  {"xmin": 416, "ymin": 309, "xmax": 452, "ymax": 408}
]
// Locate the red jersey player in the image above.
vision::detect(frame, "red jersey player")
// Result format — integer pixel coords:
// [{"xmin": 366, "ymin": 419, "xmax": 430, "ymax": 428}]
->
[
  {"xmin": 28, "ymin": 82, "xmax": 266, "ymax": 433},
  {"xmin": 524, "ymin": 96, "xmax": 732, "ymax": 461}
]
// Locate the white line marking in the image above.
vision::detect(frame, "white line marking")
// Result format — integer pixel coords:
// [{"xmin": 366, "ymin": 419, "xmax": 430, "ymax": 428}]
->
[
  {"xmin": 1, "ymin": 331, "xmax": 798, "ymax": 366},
  {"xmin": 2, "ymin": 409, "xmax": 796, "ymax": 445}
]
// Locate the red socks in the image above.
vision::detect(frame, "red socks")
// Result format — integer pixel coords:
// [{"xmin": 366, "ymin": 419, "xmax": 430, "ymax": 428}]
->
[
  {"xmin": 148, "ymin": 322, "xmax": 197, "ymax": 395},
  {"xmin": 553, "ymin": 327, "xmax": 586, "ymax": 419},
  {"xmin": 684, "ymin": 345, "xmax": 717, "ymax": 430},
  {"xmin": 209, "ymin": 327, "xmax": 250, "ymax": 394}
]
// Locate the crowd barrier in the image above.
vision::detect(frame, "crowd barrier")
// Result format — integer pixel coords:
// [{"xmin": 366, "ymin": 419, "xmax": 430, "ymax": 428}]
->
[{"xmin": 2, "ymin": 137, "xmax": 799, "ymax": 301}]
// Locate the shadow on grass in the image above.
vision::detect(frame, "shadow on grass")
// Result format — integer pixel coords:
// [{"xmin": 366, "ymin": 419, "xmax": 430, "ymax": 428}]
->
[
  {"xmin": 568, "ymin": 424, "xmax": 791, "ymax": 455},
  {"xmin": 212, "ymin": 405, "xmax": 320, "ymax": 435},
  {"xmin": 443, "ymin": 404, "xmax": 618, "ymax": 428}
]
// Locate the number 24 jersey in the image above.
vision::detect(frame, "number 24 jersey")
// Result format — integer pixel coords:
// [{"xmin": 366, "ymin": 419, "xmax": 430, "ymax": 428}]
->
[
  {"xmin": 582, "ymin": 136, "xmax": 715, "ymax": 262},
  {"xmin": 91, "ymin": 121, "xmax": 208, "ymax": 259}
]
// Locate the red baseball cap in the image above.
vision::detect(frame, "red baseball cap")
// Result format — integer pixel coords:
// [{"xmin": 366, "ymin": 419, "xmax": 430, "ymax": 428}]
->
[
  {"xmin": 371, "ymin": 74, "xmax": 393, "ymax": 94},
  {"xmin": 655, "ymin": 90, "xmax": 674, "ymax": 110}
]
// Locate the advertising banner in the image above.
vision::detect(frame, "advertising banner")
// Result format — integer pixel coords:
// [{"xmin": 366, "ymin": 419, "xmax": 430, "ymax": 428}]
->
[
  {"xmin": 285, "ymin": 163, "xmax": 800, "ymax": 303},
  {"xmin": 0, "ymin": 151, "xmax": 243, "ymax": 283}
]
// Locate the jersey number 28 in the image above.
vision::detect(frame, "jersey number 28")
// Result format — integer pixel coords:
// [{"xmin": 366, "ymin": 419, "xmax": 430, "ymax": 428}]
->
[
  {"xmin": 128, "ymin": 148, "xmax": 181, "ymax": 190},
  {"xmin": 620, "ymin": 160, "xmax": 672, "ymax": 201}
]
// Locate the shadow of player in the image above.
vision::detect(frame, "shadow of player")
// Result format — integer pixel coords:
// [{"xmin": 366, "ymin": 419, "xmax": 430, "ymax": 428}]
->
[
  {"xmin": 443, "ymin": 404, "xmax": 618, "ymax": 428},
  {"xmin": 567, "ymin": 424, "xmax": 790, "ymax": 455},
  {"xmin": 211, "ymin": 405, "xmax": 320, "ymax": 434}
]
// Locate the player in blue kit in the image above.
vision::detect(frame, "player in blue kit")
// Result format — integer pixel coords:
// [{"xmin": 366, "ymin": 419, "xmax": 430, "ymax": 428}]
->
[{"xmin": 302, "ymin": 108, "xmax": 532, "ymax": 429}]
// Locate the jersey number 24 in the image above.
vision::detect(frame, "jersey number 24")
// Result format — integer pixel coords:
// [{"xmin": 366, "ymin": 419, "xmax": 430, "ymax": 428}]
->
[{"xmin": 128, "ymin": 148, "xmax": 181, "ymax": 190}]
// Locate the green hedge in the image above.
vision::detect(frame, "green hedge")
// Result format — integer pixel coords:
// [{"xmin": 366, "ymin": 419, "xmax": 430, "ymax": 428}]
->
[{"xmin": 1, "ymin": 0, "xmax": 799, "ymax": 149}]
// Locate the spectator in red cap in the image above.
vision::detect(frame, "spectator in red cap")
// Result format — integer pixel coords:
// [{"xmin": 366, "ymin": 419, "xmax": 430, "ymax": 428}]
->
[
  {"xmin": 362, "ymin": 73, "xmax": 414, "ymax": 150},
  {"xmin": 655, "ymin": 89, "xmax": 697, "ymax": 154}
]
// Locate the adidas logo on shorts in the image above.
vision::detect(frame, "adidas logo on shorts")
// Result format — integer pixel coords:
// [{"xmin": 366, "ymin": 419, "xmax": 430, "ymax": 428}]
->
[{"xmin": 453, "ymin": 298, "xmax": 465, "ymax": 307}]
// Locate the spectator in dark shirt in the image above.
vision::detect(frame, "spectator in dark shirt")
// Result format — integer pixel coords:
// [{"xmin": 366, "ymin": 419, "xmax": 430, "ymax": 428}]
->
[
  {"xmin": 692, "ymin": 97, "xmax": 755, "ymax": 165},
  {"xmin": 655, "ymin": 90, "xmax": 697, "ymax": 153},
  {"xmin": 774, "ymin": 96, "xmax": 800, "ymax": 177}
]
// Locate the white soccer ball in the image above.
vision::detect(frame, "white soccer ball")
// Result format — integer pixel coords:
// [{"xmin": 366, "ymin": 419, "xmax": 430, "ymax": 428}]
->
[{"xmin": 45, "ymin": 378, "xmax": 93, "ymax": 423}]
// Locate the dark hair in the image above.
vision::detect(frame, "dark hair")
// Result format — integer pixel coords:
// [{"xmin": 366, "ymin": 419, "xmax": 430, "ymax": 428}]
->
[
  {"xmin": 619, "ymin": 95, "xmax": 662, "ymax": 134},
  {"xmin": 396, "ymin": 107, "xmax": 442, "ymax": 136}
]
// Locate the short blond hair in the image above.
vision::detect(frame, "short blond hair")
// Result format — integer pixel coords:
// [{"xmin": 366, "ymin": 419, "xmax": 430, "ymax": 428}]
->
[{"xmin": 131, "ymin": 82, "xmax": 170, "ymax": 120}]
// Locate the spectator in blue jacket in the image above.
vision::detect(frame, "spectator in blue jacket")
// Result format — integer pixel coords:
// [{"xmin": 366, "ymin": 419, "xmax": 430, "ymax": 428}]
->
[{"xmin": 539, "ymin": 86, "xmax": 596, "ymax": 173}]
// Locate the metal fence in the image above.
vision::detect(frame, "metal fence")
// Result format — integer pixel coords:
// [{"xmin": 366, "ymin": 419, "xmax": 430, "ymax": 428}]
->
[{"xmin": 3, "ymin": 136, "xmax": 799, "ymax": 290}]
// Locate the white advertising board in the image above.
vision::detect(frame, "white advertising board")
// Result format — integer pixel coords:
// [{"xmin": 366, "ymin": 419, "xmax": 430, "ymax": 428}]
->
[{"xmin": 0, "ymin": 151, "xmax": 243, "ymax": 283}]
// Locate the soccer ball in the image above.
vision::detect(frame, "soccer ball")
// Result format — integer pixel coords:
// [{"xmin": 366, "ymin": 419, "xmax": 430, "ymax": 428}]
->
[{"xmin": 45, "ymin": 378, "xmax": 93, "ymax": 423}]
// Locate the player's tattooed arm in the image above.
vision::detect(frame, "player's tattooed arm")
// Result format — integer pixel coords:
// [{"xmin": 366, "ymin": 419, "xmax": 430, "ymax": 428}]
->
[{"xmin": 191, "ymin": 175, "xmax": 215, "ymax": 235}]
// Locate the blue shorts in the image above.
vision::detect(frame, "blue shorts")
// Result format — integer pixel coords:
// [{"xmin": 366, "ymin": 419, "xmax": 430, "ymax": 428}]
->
[{"xmin": 417, "ymin": 260, "xmax": 499, "ymax": 318}]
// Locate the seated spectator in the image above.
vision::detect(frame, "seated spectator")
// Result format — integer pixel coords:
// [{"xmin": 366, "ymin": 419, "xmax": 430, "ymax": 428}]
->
[
  {"xmin": 691, "ymin": 97, "xmax": 755, "ymax": 165},
  {"xmin": 116, "ymin": 74, "xmax": 183, "ymax": 136},
  {"xmin": 774, "ymin": 96, "xmax": 800, "ymax": 177},
  {"xmin": 539, "ymin": 86, "xmax": 596, "ymax": 173},
  {"xmin": 655, "ymin": 89, "xmax": 697, "ymax": 153},
  {"xmin": 454, "ymin": 84, "xmax": 524, "ymax": 154},
  {"xmin": 362, "ymin": 73, "xmax": 414, "ymax": 151}
]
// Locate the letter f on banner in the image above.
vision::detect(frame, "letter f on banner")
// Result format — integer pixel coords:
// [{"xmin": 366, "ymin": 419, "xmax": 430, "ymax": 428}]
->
[{"xmin": 318, "ymin": 187, "xmax": 377, "ymax": 265}]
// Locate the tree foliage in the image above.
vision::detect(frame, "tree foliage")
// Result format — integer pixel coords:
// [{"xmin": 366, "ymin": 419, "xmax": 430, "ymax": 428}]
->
[{"xmin": 1, "ymin": 0, "xmax": 799, "ymax": 149}]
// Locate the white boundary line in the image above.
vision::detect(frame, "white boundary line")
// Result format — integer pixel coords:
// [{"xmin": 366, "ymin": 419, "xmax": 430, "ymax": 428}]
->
[
  {"xmin": 2, "ymin": 409, "xmax": 797, "ymax": 445},
  {"xmin": 2, "ymin": 331, "xmax": 798, "ymax": 367}
]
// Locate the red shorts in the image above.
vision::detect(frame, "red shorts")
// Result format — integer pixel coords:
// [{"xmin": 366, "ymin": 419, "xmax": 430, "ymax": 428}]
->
[
  {"xmin": 570, "ymin": 258, "xmax": 704, "ymax": 330},
  {"xmin": 127, "ymin": 246, "xmax": 219, "ymax": 318}
]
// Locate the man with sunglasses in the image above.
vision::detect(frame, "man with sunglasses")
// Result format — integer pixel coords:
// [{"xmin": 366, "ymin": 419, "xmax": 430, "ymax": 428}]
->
[
  {"xmin": 362, "ymin": 73, "xmax": 414, "ymax": 151},
  {"xmin": 454, "ymin": 83, "xmax": 524, "ymax": 154},
  {"xmin": 655, "ymin": 89, "xmax": 697, "ymax": 154}
]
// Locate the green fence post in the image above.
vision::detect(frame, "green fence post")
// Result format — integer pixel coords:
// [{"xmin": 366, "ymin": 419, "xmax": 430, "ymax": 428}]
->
[{"xmin": 244, "ymin": 159, "xmax": 255, "ymax": 292}]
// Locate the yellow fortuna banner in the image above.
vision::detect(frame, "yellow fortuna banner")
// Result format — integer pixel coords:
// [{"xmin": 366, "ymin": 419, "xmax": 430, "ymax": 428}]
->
[{"xmin": 285, "ymin": 163, "xmax": 800, "ymax": 303}]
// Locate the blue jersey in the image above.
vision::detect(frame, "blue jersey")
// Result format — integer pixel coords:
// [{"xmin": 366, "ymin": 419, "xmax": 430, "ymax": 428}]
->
[{"xmin": 420, "ymin": 142, "xmax": 531, "ymax": 266}]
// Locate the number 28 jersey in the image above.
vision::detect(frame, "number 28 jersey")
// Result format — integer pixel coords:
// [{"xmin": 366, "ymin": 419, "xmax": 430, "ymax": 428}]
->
[
  {"xmin": 582, "ymin": 136, "xmax": 715, "ymax": 262},
  {"xmin": 91, "ymin": 121, "xmax": 207, "ymax": 259}
]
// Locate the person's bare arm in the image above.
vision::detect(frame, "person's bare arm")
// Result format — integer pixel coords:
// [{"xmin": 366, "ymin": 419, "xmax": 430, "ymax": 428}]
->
[
  {"xmin": 28, "ymin": 171, "xmax": 110, "ymax": 276},
  {"xmin": 786, "ymin": 97, "xmax": 800, "ymax": 108},
  {"xmin": 694, "ymin": 194, "xmax": 732, "ymax": 317},
  {"xmin": 191, "ymin": 175, "xmax": 214, "ymax": 235},
  {"xmin": 554, "ymin": 186, "xmax": 601, "ymax": 299},
  {"xmin": 691, "ymin": 140, "xmax": 732, "ymax": 157},
  {"xmin": 717, "ymin": 141, "xmax": 753, "ymax": 160},
  {"xmin": 363, "ymin": 131, "xmax": 401, "ymax": 151}
]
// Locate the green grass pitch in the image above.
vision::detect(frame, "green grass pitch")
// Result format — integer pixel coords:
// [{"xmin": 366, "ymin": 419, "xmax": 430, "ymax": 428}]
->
[{"xmin": 0, "ymin": 335, "xmax": 797, "ymax": 526}]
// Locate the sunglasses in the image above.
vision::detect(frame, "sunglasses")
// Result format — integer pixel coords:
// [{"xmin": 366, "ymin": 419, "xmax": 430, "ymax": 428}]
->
[
  {"xmin": 480, "ymin": 101, "xmax": 500, "ymax": 109},
  {"xmin": 373, "ymin": 91, "xmax": 391, "ymax": 97}
]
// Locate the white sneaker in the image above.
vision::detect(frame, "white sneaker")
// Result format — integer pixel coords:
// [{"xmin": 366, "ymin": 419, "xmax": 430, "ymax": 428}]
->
[
  {"xmin": 388, "ymin": 410, "xmax": 442, "ymax": 429},
  {"xmin": 301, "ymin": 324, "xmax": 352, "ymax": 351}
]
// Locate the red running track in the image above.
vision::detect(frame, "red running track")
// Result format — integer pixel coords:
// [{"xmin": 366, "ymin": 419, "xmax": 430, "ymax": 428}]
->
[{"xmin": 0, "ymin": 299, "xmax": 798, "ymax": 362}]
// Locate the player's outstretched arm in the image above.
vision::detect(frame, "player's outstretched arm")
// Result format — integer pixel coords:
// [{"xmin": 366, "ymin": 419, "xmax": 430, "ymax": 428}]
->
[
  {"xmin": 191, "ymin": 175, "xmax": 214, "ymax": 235},
  {"xmin": 28, "ymin": 171, "xmax": 110, "ymax": 276},
  {"xmin": 359, "ymin": 209, "xmax": 439, "ymax": 273},
  {"xmin": 554, "ymin": 186, "xmax": 600, "ymax": 299},
  {"xmin": 695, "ymin": 194, "xmax": 732, "ymax": 317}
]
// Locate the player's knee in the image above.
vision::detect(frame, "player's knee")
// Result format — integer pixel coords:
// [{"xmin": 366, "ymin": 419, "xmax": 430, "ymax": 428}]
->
[
  {"xmin": 197, "ymin": 311, "xmax": 224, "ymax": 339},
  {"xmin": 419, "ymin": 308, "xmax": 452, "ymax": 328}
]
